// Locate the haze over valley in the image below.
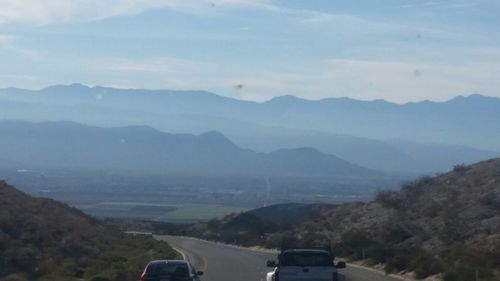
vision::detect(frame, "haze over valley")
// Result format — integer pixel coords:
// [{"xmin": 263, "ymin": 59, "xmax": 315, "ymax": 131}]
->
[{"xmin": 0, "ymin": 84, "xmax": 498, "ymax": 222}]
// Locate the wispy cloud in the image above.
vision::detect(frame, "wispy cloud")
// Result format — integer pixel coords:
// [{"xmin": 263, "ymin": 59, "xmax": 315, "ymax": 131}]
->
[
  {"xmin": 0, "ymin": 34, "xmax": 41, "ymax": 61},
  {"xmin": 4, "ymin": 45, "xmax": 41, "ymax": 61},
  {"xmin": 0, "ymin": 0, "xmax": 497, "ymax": 103},
  {"xmin": 396, "ymin": 0, "xmax": 477, "ymax": 9},
  {"xmin": 84, "ymin": 49, "xmax": 500, "ymax": 103},
  {"xmin": 0, "ymin": 34, "xmax": 14, "ymax": 45},
  {"xmin": 321, "ymin": 58, "xmax": 499, "ymax": 102},
  {"xmin": 0, "ymin": 74, "xmax": 38, "ymax": 81},
  {"xmin": 101, "ymin": 57, "xmax": 215, "ymax": 74},
  {"xmin": 0, "ymin": 0, "xmax": 271, "ymax": 25}
]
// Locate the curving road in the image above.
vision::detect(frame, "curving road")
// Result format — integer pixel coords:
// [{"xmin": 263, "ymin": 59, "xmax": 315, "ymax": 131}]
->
[{"xmin": 156, "ymin": 235, "xmax": 406, "ymax": 281}]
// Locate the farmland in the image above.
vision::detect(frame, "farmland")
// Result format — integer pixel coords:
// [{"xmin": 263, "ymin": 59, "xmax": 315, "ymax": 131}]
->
[{"xmin": 75, "ymin": 201, "xmax": 249, "ymax": 222}]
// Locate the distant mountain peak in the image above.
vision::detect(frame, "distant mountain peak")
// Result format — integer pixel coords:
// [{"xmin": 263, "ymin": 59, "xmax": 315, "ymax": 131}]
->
[
  {"xmin": 198, "ymin": 130, "xmax": 235, "ymax": 145},
  {"xmin": 450, "ymin": 93, "xmax": 494, "ymax": 101},
  {"xmin": 264, "ymin": 95, "xmax": 396, "ymax": 106},
  {"xmin": 273, "ymin": 147, "xmax": 320, "ymax": 154},
  {"xmin": 264, "ymin": 95, "xmax": 305, "ymax": 104},
  {"xmin": 42, "ymin": 83, "xmax": 93, "ymax": 94},
  {"xmin": 199, "ymin": 130, "xmax": 226, "ymax": 138},
  {"xmin": 70, "ymin": 82, "xmax": 89, "ymax": 88}
]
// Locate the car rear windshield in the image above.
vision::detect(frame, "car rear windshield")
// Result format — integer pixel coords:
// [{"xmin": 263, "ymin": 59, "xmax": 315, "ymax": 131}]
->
[
  {"xmin": 148, "ymin": 262, "xmax": 189, "ymax": 277},
  {"xmin": 281, "ymin": 252, "xmax": 333, "ymax": 266}
]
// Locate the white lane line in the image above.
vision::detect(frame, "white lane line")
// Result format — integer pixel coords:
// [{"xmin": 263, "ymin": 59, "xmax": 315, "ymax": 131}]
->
[
  {"xmin": 172, "ymin": 245, "xmax": 208, "ymax": 271},
  {"xmin": 173, "ymin": 247, "xmax": 187, "ymax": 261}
]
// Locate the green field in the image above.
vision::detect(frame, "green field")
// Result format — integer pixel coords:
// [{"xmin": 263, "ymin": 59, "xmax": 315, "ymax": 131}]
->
[{"xmin": 74, "ymin": 201, "xmax": 249, "ymax": 222}]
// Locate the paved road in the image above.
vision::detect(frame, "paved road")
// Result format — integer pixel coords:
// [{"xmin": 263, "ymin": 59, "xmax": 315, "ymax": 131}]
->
[{"xmin": 157, "ymin": 235, "xmax": 405, "ymax": 281}]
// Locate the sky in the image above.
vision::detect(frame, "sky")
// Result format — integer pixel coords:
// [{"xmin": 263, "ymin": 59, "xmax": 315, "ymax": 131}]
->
[{"xmin": 0, "ymin": 0, "xmax": 499, "ymax": 103}]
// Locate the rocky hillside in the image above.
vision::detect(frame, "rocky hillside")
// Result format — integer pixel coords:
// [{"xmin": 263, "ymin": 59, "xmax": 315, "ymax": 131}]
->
[
  {"xmin": 244, "ymin": 203, "xmax": 336, "ymax": 224},
  {"xmin": 269, "ymin": 159, "xmax": 500, "ymax": 280},
  {"xmin": 168, "ymin": 203, "xmax": 336, "ymax": 247},
  {"xmin": 0, "ymin": 181, "xmax": 178, "ymax": 281}
]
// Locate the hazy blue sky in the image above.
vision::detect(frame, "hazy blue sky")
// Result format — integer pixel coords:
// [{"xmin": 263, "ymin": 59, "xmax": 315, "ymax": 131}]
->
[{"xmin": 0, "ymin": 0, "xmax": 499, "ymax": 102}]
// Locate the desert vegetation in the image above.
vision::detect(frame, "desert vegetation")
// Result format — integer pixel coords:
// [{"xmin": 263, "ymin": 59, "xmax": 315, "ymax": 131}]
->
[{"xmin": 0, "ymin": 181, "xmax": 179, "ymax": 281}]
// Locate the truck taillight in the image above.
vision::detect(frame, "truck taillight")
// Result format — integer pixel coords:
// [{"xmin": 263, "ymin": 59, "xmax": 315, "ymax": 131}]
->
[{"xmin": 332, "ymin": 272, "xmax": 338, "ymax": 281}]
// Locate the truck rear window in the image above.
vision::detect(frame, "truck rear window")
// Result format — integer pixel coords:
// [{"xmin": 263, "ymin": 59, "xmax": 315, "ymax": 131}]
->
[{"xmin": 281, "ymin": 252, "xmax": 333, "ymax": 267}]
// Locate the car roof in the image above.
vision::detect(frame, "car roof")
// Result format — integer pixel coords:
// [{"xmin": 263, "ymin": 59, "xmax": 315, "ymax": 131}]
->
[{"xmin": 149, "ymin": 260, "xmax": 190, "ymax": 265}]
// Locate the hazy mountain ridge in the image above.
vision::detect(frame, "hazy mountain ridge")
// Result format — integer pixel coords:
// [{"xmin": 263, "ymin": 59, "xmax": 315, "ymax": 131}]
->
[
  {"xmin": 0, "ymin": 120, "xmax": 377, "ymax": 178},
  {"xmin": 0, "ymin": 84, "xmax": 498, "ymax": 173}
]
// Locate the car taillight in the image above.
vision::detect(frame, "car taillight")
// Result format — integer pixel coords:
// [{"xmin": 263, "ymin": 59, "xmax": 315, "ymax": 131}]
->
[
  {"xmin": 332, "ymin": 271, "xmax": 338, "ymax": 281},
  {"xmin": 140, "ymin": 265, "xmax": 148, "ymax": 281},
  {"xmin": 273, "ymin": 270, "xmax": 279, "ymax": 281}
]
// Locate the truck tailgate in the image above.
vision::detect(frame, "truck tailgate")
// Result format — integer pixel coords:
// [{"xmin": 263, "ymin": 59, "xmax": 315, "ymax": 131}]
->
[{"xmin": 278, "ymin": 266, "xmax": 334, "ymax": 281}]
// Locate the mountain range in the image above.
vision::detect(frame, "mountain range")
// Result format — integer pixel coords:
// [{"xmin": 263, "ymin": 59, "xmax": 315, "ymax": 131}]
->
[
  {"xmin": 0, "ymin": 120, "xmax": 377, "ymax": 178},
  {"xmin": 0, "ymin": 84, "xmax": 499, "ymax": 173}
]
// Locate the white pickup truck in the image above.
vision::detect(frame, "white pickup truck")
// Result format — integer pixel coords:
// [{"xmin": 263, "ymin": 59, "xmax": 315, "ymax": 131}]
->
[{"xmin": 266, "ymin": 248, "xmax": 346, "ymax": 281}]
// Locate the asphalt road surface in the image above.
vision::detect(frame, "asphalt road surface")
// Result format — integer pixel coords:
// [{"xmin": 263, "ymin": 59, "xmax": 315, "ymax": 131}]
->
[{"xmin": 157, "ymin": 235, "xmax": 405, "ymax": 281}]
